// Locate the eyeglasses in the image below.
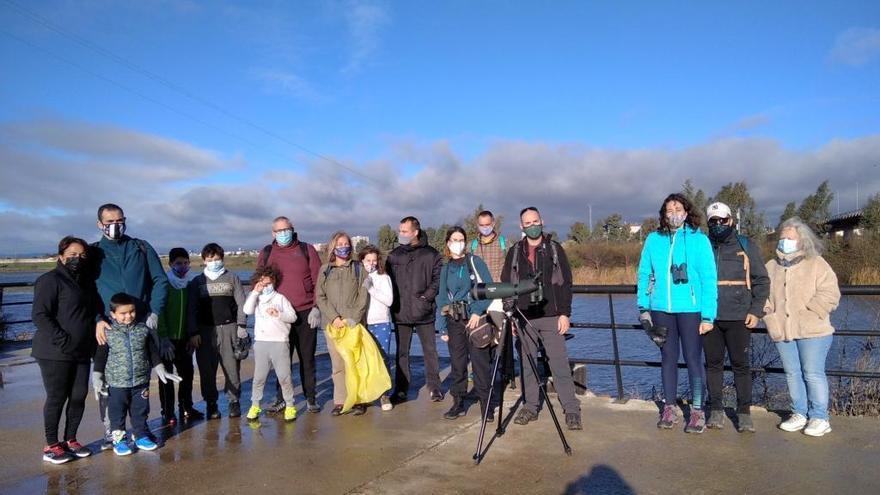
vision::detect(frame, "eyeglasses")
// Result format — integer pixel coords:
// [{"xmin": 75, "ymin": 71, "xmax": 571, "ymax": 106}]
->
[
  {"xmin": 708, "ymin": 218, "xmax": 730, "ymax": 226},
  {"xmin": 273, "ymin": 228, "xmax": 293, "ymax": 234}
]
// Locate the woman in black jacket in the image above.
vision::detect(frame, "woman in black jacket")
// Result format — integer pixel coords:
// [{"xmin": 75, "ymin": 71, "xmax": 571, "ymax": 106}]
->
[{"xmin": 32, "ymin": 236, "xmax": 97, "ymax": 464}]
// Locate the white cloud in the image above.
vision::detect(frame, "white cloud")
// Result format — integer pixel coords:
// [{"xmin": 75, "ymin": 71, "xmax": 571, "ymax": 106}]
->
[
  {"xmin": 342, "ymin": 0, "xmax": 390, "ymax": 74},
  {"xmin": 829, "ymin": 27, "xmax": 880, "ymax": 66},
  {"xmin": 251, "ymin": 68, "xmax": 327, "ymax": 103}
]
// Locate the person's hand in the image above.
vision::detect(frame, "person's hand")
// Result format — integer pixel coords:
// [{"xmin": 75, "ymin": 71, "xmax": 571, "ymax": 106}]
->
[
  {"xmin": 308, "ymin": 307, "xmax": 321, "ymax": 328},
  {"xmin": 332, "ymin": 317, "xmax": 345, "ymax": 328},
  {"xmin": 466, "ymin": 314, "xmax": 481, "ymax": 330},
  {"xmin": 237, "ymin": 326, "xmax": 249, "ymax": 339},
  {"xmin": 699, "ymin": 322, "xmax": 714, "ymax": 335},
  {"xmin": 363, "ymin": 275, "xmax": 373, "ymax": 290},
  {"xmin": 160, "ymin": 337, "xmax": 176, "ymax": 361},
  {"xmin": 153, "ymin": 364, "xmax": 182, "ymax": 385},
  {"xmin": 91, "ymin": 372, "xmax": 107, "ymax": 401},
  {"xmin": 146, "ymin": 313, "xmax": 159, "ymax": 331},
  {"xmin": 744, "ymin": 314, "xmax": 759, "ymax": 329},
  {"xmin": 189, "ymin": 335, "xmax": 202, "ymax": 349},
  {"xmin": 557, "ymin": 315, "xmax": 571, "ymax": 335},
  {"xmin": 265, "ymin": 307, "xmax": 280, "ymax": 318},
  {"xmin": 440, "ymin": 334, "xmax": 449, "ymax": 342},
  {"xmin": 95, "ymin": 320, "xmax": 110, "ymax": 345}
]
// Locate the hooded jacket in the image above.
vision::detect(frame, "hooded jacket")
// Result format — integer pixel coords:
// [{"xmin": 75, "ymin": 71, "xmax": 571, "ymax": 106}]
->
[
  {"xmin": 315, "ymin": 259, "xmax": 370, "ymax": 328},
  {"xmin": 386, "ymin": 230, "xmax": 442, "ymax": 325},
  {"xmin": 709, "ymin": 231, "xmax": 770, "ymax": 321},
  {"xmin": 31, "ymin": 261, "xmax": 98, "ymax": 362},
  {"xmin": 762, "ymin": 253, "xmax": 840, "ymax": 342}
]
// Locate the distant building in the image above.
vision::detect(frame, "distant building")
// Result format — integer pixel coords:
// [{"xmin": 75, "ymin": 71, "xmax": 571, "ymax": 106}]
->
[{"xmin": 826, "ymin": 209, "xmax": 863, "ymax": 241}]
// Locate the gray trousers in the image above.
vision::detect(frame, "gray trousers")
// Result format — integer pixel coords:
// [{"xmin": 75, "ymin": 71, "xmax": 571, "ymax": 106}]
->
[
  {"xmin": 195, "ymin": 323, "xmax": 241, "ymax": 404},
  {"xmin": 324, "ymin": 329, "xmax": 348, "ymax": 405},
  {"xmin": 518, "ymin": 316, "xmax": 580, "ymax": 415},
  {"xmin": 251, "ymin": 341, "xmax": 294, "ymax": 407}
]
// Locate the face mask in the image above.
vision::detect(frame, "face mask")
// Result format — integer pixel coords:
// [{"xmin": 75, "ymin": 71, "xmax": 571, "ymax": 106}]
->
[
  {"xmin": 448, "ymin": 241, "xmax": 465, "ymax": 256},
  {"xmin": 666, "ymin": 213, "xmax": 686, "ymax": 228},
  {"xmin": 334, "ymin": 246, "xmax": 351, "ymax": 259},
  {"xmin": 275, "ymin": 229, "xmax": 293, "ymax": 246},
  {"xmin": 398, "ymin": 234, "xmax": 412, "ymax": 245},
  {"xmin": 364, "ymin": 263, "xmax": 377, "ymax": 273},
  {"xmin": 708, "ymin": 224, "xmax": 733, "ymax": 241},
  {"xmin": 478, "ymin": 226, "xmax": 494, "ymax": 236},
  {"xmin": 261, "ymin": 284, "xmax": 275, "ymax": 296},
  {"xmin": 778, "ymin": 238, "xmax": 798, "ymax": 254},
  {"xmin": 102, "ymin": 222, "xmax": 126, "ymax": 240},
  {"xmin": 522, "ymin": 225, "xmax": 543, "ymax": 240},
  {"xmin": 172, "ymin": 264, "xmax": 189, "ymax": 277},
  {"xmin": 206, "ymin": 260, "xmax": 224, "ymax": 272},
  {"xmin": 64, "ymin": 257, "xmax": 82, "ymax": 273}
]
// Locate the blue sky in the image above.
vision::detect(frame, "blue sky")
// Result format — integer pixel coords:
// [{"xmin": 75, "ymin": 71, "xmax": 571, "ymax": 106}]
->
[{"xmin": 1, "ymin": 1, "xmax": 879, "ymax": 255}]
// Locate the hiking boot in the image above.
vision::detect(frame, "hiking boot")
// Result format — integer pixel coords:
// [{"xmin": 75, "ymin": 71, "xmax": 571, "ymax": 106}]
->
[
  {"xmin": 779, "ymin": 413, "xmax": 807, "ymax": 432},
  {"xmin": 331, "ymin": 404, "xmax": 344, "ymax": 416},
  {"xmin": 284, "ymin": 406, "xmax": 297, "ymax": 422},
  {"xmin": 684, "ymin": 409, "xmax": 706, "ymax": 434},
  {"xmin": 657, "ymin": 405, "xmax": 679, "ymax": 429},
  {"xmin": 206, "ymin": 403, "xmax": 221, "ymax": 420},
  {"xmin": 265, "ymin": 398, "xmax": 286, "ymax": 414},
  {"xmin": 444, "ymin": 400, "xmax": 466, "ymax": 420},
  {"xmin": 430, "ymin": 389, "xmax": 444, "ymax": 402},
  {"xmin": 352, "ymin": 404, "xmax": 367, "ymax": 416},
  {"xmin": 228, "ymin": 401, "xmax": 241, "ymax": 418},
  {"xmin": 246, "ymin": 404, "xmax": 261, "ymax": 421},
  {"xmin": 736, "ymin": 413, "xmax": 755, "ymax": 433},
  {"xmin": 706, "ymin": 410, "xmax": 725, "ymax": 429},
  {"xmin": 63, "ymin": 439, "xmax": 91, "ymax": 458},
  {"xmin": 803, "ymin": 419, "xmax": 831, "ymax": 437},
  {"xmin": 134, "ymin": 436, "xmax": 158, "ymax": 451},
  {"xmin": 565, "ymin": 412, "xmax": 583, "ymax": 430},
  {"xmin": 380, "ymin": 395, "xmax": 393, "ymax": 412},
  {"xmin": 514, "ymin": 409, "xmax": 538, "ymax": 426},
  {"xmin": 43, "ymin": 444, "xmax": 75, "ymax": 465},
  {"xmin": 307, "ymin": 399, "xmax": 321, "ymax": 414}
]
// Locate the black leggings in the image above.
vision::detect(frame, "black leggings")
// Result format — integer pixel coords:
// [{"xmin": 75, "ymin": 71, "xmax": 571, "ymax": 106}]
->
[
  {"xmin": 704, "ymin": 319, "xmax": 752, "ymax": 413},
  {"xmin": 652, "ymin": 311, "xmax": 704, "ymax": 409},
  {"xmin": 37, "ymin": 359, "xmax": 91, "ymax": 445}
]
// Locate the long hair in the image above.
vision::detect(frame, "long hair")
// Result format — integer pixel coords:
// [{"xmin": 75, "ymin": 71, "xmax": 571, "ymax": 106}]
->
[
  {"xmin": 358, "ymin": 244, "xmax": 385, "ymax": 275},
  {"xmin": 326, "ymin": 231, "xmax": 352, "ymax": 264},
  {"xmin": 658, "ymin": 193, "xmax": 701, "ymax": 234},
  {"xmin": 443, "ymin": 226, "xmax": 467, "ymax": 259},
  {"xmin": 778, "ymin": 217, "xmax": 824, "ymax": 258}
]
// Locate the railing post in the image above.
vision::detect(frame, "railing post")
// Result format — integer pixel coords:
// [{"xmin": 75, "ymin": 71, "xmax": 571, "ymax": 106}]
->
[{"xmin": 607, "ymin": 294, "xmax": 628, "ymax": 403}]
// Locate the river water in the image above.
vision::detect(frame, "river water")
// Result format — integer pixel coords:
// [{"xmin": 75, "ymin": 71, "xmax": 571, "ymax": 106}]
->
[{"xmin": 3, "ymin": 271, "xmax": 878, "ymax": 401}]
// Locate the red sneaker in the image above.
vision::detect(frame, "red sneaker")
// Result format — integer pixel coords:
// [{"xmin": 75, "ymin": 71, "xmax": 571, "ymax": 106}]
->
[
  {"xmin": 43, "ymin": 444, "xmax": 75, "ymax": 464},
  {"xmin": 64, "ymin": 439, "xmax": 92, "ymax": 458}
]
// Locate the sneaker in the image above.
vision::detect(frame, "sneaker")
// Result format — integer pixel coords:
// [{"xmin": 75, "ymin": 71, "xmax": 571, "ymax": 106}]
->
[
  {"xmin": 430, "ymin": 389, "xmax": 444, "ymax": 402},
  {"xmin": 803, "ymin": 418, "xmax": 831, "ymax": 437},
  {"xmin": 283, "ymin": 406, "xmax": 297, "ymax": 422},
  {"xmin": 444, "ymin": 400, "xmax": 466, "ymax": 420},
  {"xmin": 63, "ymin": 439, "xmax": 91, "ymax": 458},
  {"xmin": 265, "ymin": 398, "xmax": 286, "ymax": 414},
  {"xmin": 307, "ymin": 399, "xmax": 321, "ymax": 414},
  {"xmin": 514, "ymin": 408, "xmax": 538, "ymax": 426},
  {"xmin": 246, "ymin": 404, "xmax": 261, "ymax": 421},
  {"xmin": 228, "ymin": 401, "xmax": 241, "ymax": 418},
  {"xmin": 43, "ymin": 444, "xmax": 75, "ymax": 465},
  {"xmin": 684, "ymin": 409, "xmax": 706, "ymax": 434},
  {"xmin": 206, "ymin": 403, "xmax": 221, "ymax": 420},
  {"xmin": 180, "ymin": 407, "xmax": 205, "ymax": 422},
  {"xmin": 779, "ymin": 413, "xmax": 807, "ymax": 432},
  {"xmin": 657, "ymin": 405, "xmax": 679, "ymax": 429},
  {"xmin": 390, "ymin": 390, "xmax": 408, "ymax": 405},
  {"xmin": 162, "ymin": 413, "xmax": 177, "ymax": 427},
  {"xmin": 481, "ymin": 405, "xmax": 495, "ymax": 423},
  {"xmin": 565, "ymin": 412, "xmax": 583, "ymax": 430},
  {"xmin": 100, "ymin": 430, "xmax": 113, "ymax": 451},
  {"xmin": 380, "ymin": 395, "xmax": 393, "ymax": 412},
  {"xmin": 736, "ymin": 413, "xmax": 755, "ymax": 433},
  {"xmin": 351, "ymin": 404, "xmax": 367, "ymax": 416},
  {"xmin": 706, "ymin": 410, "xmax": 725, "ymax": 429},
  {"xmin": 112, "ymin": 431, "xmax": 132, "ymax": 457},
  {"xmin": 134, "ymin": 436, "xmax": 158, "ymax": 451},
  {"xmin": 331, "ymin": 404, "xmax": 344, "ymax": 416}
]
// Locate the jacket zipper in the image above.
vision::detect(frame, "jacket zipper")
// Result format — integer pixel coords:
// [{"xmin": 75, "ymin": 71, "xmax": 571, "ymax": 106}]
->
[
  {"xmin": 126, "ymin": 328, "xmax": 134, "ymax": 387},
  {"xmin": 667, "ymin": 231, "xmax": 676, "ymax": 312}
]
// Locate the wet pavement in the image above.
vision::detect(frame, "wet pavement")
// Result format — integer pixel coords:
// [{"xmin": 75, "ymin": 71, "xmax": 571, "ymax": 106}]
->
[{"xmin": 1, "ymin": 346, "xmax": 878, "ymax": 495}]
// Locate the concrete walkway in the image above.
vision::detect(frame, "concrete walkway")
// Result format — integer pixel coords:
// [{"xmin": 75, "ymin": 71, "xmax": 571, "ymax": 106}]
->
[{"xmin": 1, "ymin": 347, "xmax": 878, "ymax": 495}]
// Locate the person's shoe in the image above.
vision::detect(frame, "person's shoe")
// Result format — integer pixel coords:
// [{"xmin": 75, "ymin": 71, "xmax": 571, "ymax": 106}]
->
[
  {"xmin": 390, "ymin": 391, "xmax": 408, "ymax": 405},
  {"xmin": 206, "ymin": 403, "xmax": 221, "ymax": 420},
  {"xmin": 43, "ymin": 444, "xmax": 75, "ymax": 465},
  {"xmin": 162, "ymin": 413, "xmax": 177, "ymax": 427},
  {"xmin": 430, "ymin": 389, "xmax": 444, "ymax": 402},
  {"xmin": 779, "ymin": 413, "xmax": 807, "ymax": 432},
  {"xmin": 246, "ymin": 404, "xmax": 261, "ymax": 421},
  {"xmin": 706, "ymin": 410, "xmax": 725, "ymax": 429},
  {"xmin": 444, "ymin": 400, "xmax": 466, "ymax": 420},
  {"xmin": 514, "ymin": 409, "xmax": 538, "ymax": 426},
  {"xmin": 803, "ymin": 418, "xmax": 832, "ymax": 437},
  {"xmin": 134, "ymin": 436, "xmax": 158, "ymax": 451},
  {"xmin": 100, "ymin": 430, "xmax": 114, "ymax": 451},
  {"xmin": 565, "ymin": 412, "xmax": 583, "ymax": 430},
  {"xmin": 228, "ymin": 401, "xmax": 241, "ymax": 418},
  {"xmin": 284, "ymin": 406, "xmax": 298, "ymax": 422},
  {"xmin": 265, "ymin": 398, "xmax": 286, "ymax": 414},
  {"xmin": 657, "ymin": 405, "xmax": 679, "ymax": 429},
  {"xmin": 331, "ymin": 404, "xmax": 344, "ymax": 416},
  {"xmin": 63, "ymin": 439, "xmax": 91, "ymax": 458},
  {"xmin": 380, "ymin": 395, "xmax": 393, "ymax": 412},
  {"xmin": 736, "ymin": 413, "xmax": 755, "ymax": 433},
  {"xmin": 684, "ymin": 409, "xmax": 706, "ymax": 434},
  {"xmin": 352, "ymin": 404, "xmax": 367, "ymax": 416},
  {"xmin": 481, "ymin": 405, "xmax": 495, "ymax": 423},
  {"xmin": 307, "ymin": 399, "xmax": 321, "ymax": 414},
  {"xmin": 112, "ymin": 431, "xmax": 132, "ymax": 457},
  {"xmin": 180, "ymin": 407, "xmax": 205, "ymax": 423}
]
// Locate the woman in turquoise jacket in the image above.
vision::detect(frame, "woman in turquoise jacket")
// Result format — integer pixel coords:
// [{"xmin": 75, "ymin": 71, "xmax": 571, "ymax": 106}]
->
[{"xmin": 637, "ymin": 193, "xmax": 718, "ymax": 433}]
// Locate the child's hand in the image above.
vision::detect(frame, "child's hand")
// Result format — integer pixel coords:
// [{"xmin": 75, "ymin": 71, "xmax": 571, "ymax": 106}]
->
[
  {"xmin": 252, "ymin": 280, "xmax": 266, "ymax": 293},
  {"xmin": 265, "ymin": 307, "xmax": 280, "ymax": 318}
]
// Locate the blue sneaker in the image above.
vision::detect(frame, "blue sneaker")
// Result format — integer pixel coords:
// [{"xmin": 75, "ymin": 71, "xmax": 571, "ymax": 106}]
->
[
  {"xmin": 113, "ymin": 440, "xmax": 132, "ymax": 456},
  {"xmin": 134, "ymin": 436, "xmax": 158, "ymax": 451}
]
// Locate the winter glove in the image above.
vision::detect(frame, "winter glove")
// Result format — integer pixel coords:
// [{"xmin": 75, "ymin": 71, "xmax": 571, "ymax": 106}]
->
[
  {"xmin": 145, "ymin": 312, "xmax": 159, "ymax": 331},
  {"xmin": 362, "ymin": 275, "xmax": 373, "ymax": 290},
  {"xmin": 92, "ymin": 371, "xmax": 108, "ymax": 401},
  {"xmin": 308, "ymin": 307, "xmax": 321, "ymax": 328},
  {"xmin": 639, "ymin": 311, "xmax": 653, "ymax": 328},
  {"xmin": 160, "ymin": 337, "xmax": 176, "ymax": 361},
  {"xmin": 345, "ymin": 318, "xmax": 357, "ymax": 328},
  {"xmin": 237, "ymin": 326, "xmax": 249, "ymax": 339},
  {"xmin": 153, "ymin": 364, "xmax": 182, "ymax": 385}
]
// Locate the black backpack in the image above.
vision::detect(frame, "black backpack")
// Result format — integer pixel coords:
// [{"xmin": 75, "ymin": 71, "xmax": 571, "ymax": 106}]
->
[{"xmin": 260, "ymin": 242, "xmax": 314, "ymax": 285}]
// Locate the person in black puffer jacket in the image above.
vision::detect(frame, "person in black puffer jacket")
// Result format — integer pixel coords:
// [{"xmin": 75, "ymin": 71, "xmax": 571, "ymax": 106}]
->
[
  {"xmin": 386, "ymin": 216, "xmax": 443, "ymax": 403},
  {"xmin": 32, "ymin": 236, "xmax": 98, "ymax": 464}
]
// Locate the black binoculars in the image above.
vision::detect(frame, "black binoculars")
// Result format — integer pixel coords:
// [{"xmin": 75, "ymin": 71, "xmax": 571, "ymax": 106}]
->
[
  {"xmin": 444, "ymin": 300, "xmax": 470, "ymax": 321},
  {"xmin": 670, "ymin": 262, "xmax": 688, "ymax": 284}
]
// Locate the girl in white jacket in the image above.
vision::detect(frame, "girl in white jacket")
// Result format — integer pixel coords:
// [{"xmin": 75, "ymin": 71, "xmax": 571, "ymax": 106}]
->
[
  {"xmin": 359, "ymin": 245, "xmax": 394, "ymax": 411},
  {"xmin": 243, "ymin": 266, "xmax": 298, "ymax": 421}
]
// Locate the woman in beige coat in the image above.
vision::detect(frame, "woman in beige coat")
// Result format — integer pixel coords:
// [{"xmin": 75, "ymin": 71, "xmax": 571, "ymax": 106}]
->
[
  {"xmin": 763, "ymin": 217, "xmax": 840, "ymax": 437},
  {"xmin": 316, "ymin": 231, "xmax": 369, "ymax": 416}
]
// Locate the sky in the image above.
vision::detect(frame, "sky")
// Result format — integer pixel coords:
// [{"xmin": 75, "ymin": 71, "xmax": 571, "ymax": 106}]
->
[{"xmin": 1, "ymin": 0, "xmax": 879, "ymax": 256}]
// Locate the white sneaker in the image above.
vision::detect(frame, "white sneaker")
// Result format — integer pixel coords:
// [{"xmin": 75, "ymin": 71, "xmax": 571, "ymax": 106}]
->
[
  {"xmin": 380, "ymin": 395, "xmax": 393, "ymax": 412},
  {"xmin": 779, "ymin": 413, "xmax": 807, "ymax": 432},
  {"xmin": 803, "ymin": 419, "xmax": 831, "ymax": 437}
]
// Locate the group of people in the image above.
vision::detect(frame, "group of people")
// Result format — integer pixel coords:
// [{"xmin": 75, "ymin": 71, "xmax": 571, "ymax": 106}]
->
[{"xmin": 31, "ymin": 194, "xmax": 842, "ymax": 465}]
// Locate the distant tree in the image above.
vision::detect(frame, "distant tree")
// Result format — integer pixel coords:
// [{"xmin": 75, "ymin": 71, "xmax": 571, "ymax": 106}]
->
[
  {"xmin": 429, "ymin": 224, "xmax": 452, "ymax": 252},
  {"xmin": 682, "ymin": 179, "xmax": 708, "ymax": 230},
  {"xmin": 641, "ymin": 217, "xmax": 660, "ymax": 236},
  {"xmin": 354, "ymin": 238, "xmax": 369, "ymax": 253},
  {"xmin": 860, "ymin": 193, "xmax": 880, "ymax": 234},
  {"xmin": 567, "ymin": 222, "xmax": 591, "ymax": 244},
  {"xmin": 709, "ymin": 181, "xmax": 766, "ymax": 238},
  {"xmin": 797, "ymin": 180, "xmax": 834, "ymax": 233},
  {"xmin": 779, "ymin": 201, "xmax": 798, "ymax": 227},
  {"xmin": 377, "ymin": 224, "xmax": 397, "ymax": 253},
  {"xmin": 596, "ymin": 213, "xmax": 627, "ymax": 242}
]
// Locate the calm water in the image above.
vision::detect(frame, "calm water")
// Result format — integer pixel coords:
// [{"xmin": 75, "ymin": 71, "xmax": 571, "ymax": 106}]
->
[{"xmin": 3, "ymin": 270, "xmax": 878, "ymax": 399}]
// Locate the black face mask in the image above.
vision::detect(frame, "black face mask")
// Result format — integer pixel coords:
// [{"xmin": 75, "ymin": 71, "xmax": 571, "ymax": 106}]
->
[
  {"xmin": 65, "ymin": 257, "xmax": 83, "ymax": 273},
  {"xmin": 708, "ymin": 224, "xmax": 734, "ymax": 241}
]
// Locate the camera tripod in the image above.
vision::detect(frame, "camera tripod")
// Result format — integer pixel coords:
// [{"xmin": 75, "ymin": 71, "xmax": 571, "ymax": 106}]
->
[{"xmin": 472, "ymin": 306, "xmax": 572, "ymax": 465}]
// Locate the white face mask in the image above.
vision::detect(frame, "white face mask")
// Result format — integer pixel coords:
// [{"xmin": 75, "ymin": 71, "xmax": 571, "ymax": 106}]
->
[
  {"xmin": 778, "ymin": 238, "xmax": 799, "ymax": 254},
  {"xmin": 206, "ymin": 260, "xmax": 224, "ymax": 272},
  {"xmin": 448, "ymin": 241, "xmax": 465, "ymax": 256}
]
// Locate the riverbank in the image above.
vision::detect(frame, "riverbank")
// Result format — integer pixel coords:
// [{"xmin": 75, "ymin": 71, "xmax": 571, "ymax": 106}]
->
[{"xmin": 0, "ymin": 254, "xmax": 263, "ymax": 274}]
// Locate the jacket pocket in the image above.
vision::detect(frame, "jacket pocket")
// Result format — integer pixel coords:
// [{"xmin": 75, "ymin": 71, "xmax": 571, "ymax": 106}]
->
[
  {"xmin": 797, "ymin": 308, "xmax": 829, "ymax": 336},
  {"xmin": 762, "ymin": 312, "xmax": 784, "ymax": 341}
]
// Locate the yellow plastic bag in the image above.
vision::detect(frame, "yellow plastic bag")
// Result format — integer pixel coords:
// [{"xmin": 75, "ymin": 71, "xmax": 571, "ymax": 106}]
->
[{"xmin": 325, "ymin": 323, "xmax": 392, "ymax": 412}]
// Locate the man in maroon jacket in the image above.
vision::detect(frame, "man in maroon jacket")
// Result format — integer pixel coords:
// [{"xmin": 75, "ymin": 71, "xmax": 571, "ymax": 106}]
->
[{"xmin": 257, "ymin": 216, "xmax": 322, "ymax": 413}]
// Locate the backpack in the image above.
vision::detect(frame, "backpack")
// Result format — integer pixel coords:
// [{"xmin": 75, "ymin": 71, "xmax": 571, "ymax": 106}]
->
[
  {"xmin": 470, "ymin": 236, "xmax": 507, "ymax": 254},
  {"xmin": 508, "ymin": 238, "xmax": 561, "ymax": 285},
  {"xmin": 260, "ymin": 242, "xmax": 314, "ymax": 284},
  {"xmin": 323, "ymin": 261, "xmax": 361, "ymax": 280}
]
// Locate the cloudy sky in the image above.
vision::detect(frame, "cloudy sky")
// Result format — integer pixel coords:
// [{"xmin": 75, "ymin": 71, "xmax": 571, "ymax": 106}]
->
[{"xmin": 1, "ymin": 1, "xmax": 879, "ymax": 255}]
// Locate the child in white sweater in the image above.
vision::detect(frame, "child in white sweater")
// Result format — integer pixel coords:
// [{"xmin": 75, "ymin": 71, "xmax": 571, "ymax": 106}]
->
[{"xmin": 243, "ymin": 266, "xmax": 298, "ymax": 421}]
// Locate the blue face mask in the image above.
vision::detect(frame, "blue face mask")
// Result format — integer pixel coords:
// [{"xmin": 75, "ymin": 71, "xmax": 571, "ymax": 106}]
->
[
  {"xmin": 334, "ymin": 246, "xmax": 352, "ymax": 259},
  {"xmin": 261, "ymin": 284, "xmax": 275, "ymax": 296},
  {"xmin": 172, "ymin": 263, "xmax": 189, "ymax": 277},
  {"xmin": 778, "ymin": 238, "xmax": 799, "ymax": 254},
  {"xmin": 275, "ymin": 229, "xmax": 293, "ymax": 246},
  {"xmin": 206, "ymin": 260, "xmax": 224, "ymax": 272}
]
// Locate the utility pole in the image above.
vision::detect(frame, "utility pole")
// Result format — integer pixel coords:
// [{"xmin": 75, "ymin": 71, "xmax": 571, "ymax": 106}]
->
[{"xmin": 588, "ymin": 204, "xmax": 592, "ymax": 231}]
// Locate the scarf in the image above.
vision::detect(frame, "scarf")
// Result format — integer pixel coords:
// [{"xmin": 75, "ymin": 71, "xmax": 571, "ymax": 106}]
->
[
  {"xmin": 166, "ymin": 269, "xmax": 194, "ymax": 290},
  {"xmin": 776, "ymin": 250, "xmax": 806, "ymax": 268}
]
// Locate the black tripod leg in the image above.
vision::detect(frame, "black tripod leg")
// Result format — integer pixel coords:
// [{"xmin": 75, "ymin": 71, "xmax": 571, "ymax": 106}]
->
[{"xmin": 473, "ymin": 329, "xmax": 506, "ymax": 465}]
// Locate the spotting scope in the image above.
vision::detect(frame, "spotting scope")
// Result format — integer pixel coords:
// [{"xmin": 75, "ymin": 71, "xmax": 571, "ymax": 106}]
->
[{"xmin": 470, "ymin": 277, "xmax": 540, "ymax": 301}]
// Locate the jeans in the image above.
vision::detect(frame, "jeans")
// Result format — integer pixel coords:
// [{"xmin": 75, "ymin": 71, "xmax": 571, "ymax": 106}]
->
[{"xmin": 775, "ymin": 335, "xmax": 833, "ymax": 420}]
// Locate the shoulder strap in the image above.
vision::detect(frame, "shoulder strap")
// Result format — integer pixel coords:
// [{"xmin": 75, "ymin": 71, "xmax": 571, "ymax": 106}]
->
[
  {"xmin": 499, "ymin": 236, "xmax": 507, "ymax": 252},
  {"xmin": 470, "ymin": 239, "xmax": 479, "ymax": 253},
  {"xmin": 354, "ymin": 260, "xmax": 361, "ymax": 279},
  {"xmin": 299, "ymin": 242, "xmax": 311, "ymax": 265},
  {"xmin": 736, "ymin": 234, "xmax": 749, "ymax": 251},
  {"xmin": 260, "ymin": 245, "xmax": 272, "ymax": 268},
  {"xmin": 468, "ymin": 254, "xmax": 482, "ymax": 284}
]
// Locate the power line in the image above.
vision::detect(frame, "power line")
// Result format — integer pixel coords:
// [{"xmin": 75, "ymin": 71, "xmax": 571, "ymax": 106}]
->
[{"xmin": 1, "ymin": 0, "xmax": 380, "ymax": 185}]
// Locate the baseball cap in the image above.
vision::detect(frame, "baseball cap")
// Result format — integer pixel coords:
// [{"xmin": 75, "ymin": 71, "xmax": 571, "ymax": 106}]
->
[{"xmin": 706, "ymin": 202, "xmax": 732, "ymax": 219}]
